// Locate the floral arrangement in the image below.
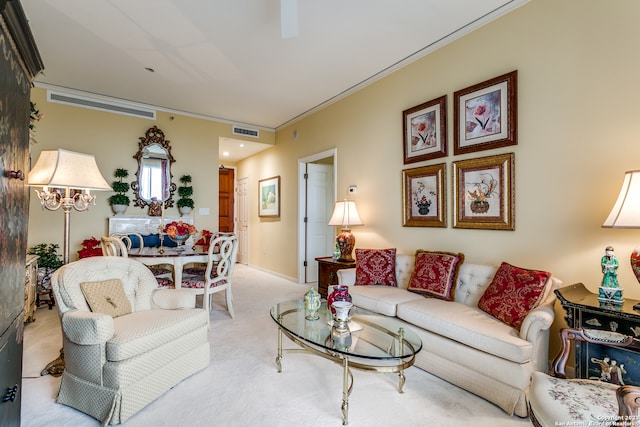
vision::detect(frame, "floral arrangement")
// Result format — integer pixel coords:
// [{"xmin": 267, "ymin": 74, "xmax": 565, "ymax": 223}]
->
[
  {"xmin": 78, "ymin": 237, "xmax": 103, "ymax": 258},
  {"xmin": 30, "ymin": 101, "xmax": 44, "ymax": 131},
  {"xmin": 195, "ymin": 229, "xmax": 212, "ymax": 246},
  {"xmin": 163, "ymin": 221, "xmax": 196, "ymax": 238}
]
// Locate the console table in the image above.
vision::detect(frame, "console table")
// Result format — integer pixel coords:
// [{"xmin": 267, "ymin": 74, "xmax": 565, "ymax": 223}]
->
[
  {"xmin": 555, "ymin": 283, "xmax": 640, "ymax": 385},
  {"xmin": 108, "ymin": 216, "xmax": 193, "ymax": 235},
  {"xmin": 315, "ymin": 257, "xmax": 356, "ymax": 299}
]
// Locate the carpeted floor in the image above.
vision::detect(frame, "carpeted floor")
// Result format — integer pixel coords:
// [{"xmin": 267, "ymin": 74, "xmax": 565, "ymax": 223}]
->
[{"xmin": 21, "ymin": 264, "xmax": 532, "ymax": 426}]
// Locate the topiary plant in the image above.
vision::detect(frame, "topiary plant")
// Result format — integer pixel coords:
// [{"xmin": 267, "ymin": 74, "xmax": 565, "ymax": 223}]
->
[
  {"xmin": 28, "ymin": 243, "xmax": 63, "ymax": 290},
  {"xmin": 108, "ymin": 168, "xmax": 130, "ymax": 206},
  {"xmin": 177, "ymin": 174, "xmax": 194, "ymax": 209}
]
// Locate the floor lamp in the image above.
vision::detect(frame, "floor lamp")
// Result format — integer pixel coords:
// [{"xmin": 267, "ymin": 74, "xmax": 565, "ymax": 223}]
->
[
  {"xmin": 328, "ymin": 200, "xmax": 363, "ymax": 262},
  {"xmin": 28, "ymin": 149, "xmax": 112, "ymax": 264}
]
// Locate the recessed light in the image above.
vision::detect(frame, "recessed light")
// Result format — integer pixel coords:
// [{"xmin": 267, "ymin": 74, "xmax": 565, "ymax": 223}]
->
[
  {"xmin": 240, "ymin": 144, "xmax": 244, "ymax": 148},
  {"xmin": 223, "ymin": 151, "xmax": 230, "ymax": 157}
]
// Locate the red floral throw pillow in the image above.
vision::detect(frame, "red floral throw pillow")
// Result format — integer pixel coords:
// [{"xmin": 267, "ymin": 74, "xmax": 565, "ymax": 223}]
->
[
  {"xmin": 355, "ymin": 248, "xmax": 397, "ymax": 287},
  {"xmin": 478, "ymin": 262, "xmax": 551, "ymax": 328},
  {"xmin": 407, "ymin": 250, "xmax": 464, "ymax": 300}
]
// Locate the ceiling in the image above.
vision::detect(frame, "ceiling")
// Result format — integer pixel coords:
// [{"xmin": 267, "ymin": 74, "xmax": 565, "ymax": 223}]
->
[{"xmin": 21, "ymin": 0, "xmax": 526, "ymax": 161}]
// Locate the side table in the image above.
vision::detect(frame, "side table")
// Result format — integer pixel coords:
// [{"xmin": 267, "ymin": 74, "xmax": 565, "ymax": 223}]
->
[
  {"xmin": 315, "ymin": 256, "xmax": 356, "ymax": 299},
  {"xmin": 555, "ymin": 283, "xmax": 640, "ymax": 385}
]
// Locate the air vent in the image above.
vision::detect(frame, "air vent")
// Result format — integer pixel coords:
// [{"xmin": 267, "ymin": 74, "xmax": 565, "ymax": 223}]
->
[
  {"xmin": 232, "ymin": 125, "xmax": 259, "ymax": 138},
  {"xmin": 47, "ymin": 90, "xmax": 156, "ymax": 120}
]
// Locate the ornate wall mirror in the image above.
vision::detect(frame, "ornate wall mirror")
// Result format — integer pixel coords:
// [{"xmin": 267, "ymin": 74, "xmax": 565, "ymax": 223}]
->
[{"xmin": 131, "ymin": 126, "xmax": 176, "ymax": 208}]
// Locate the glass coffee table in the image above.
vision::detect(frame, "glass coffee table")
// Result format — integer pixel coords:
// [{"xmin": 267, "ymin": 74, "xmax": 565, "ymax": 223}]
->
[{"xmin": 270, "ymin": 299, "xmax": 422, "ymax": 425}]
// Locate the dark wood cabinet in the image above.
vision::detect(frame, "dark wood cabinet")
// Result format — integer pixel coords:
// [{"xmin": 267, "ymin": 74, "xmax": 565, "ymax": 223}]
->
[
  {"xmin": 0, "ymin": 2, "xmax": 43, "ymax": 426},
  {"xmin": 556, "ymin": 283, "xmax": 640, "ymax": 386},
  {"xmin": 315, "ymin": 257, "xmax": 355, "ymax": 299}
]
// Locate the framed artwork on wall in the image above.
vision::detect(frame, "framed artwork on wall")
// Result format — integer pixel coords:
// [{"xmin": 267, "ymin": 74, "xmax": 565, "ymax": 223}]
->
[
  {"xmin": 258, "ymin": 175, "xmax": 280, "ymax": 218},
  {"xmin": 402, "ymin": 163, "xmax": 446, "ymax": 227},
  {"xmin": 452, "ymin": 153, "xmax": 514, "ymax": 230},
  {"xmin": 402, "ymin": 95, "xmax": 447, "ymax": 164},
  {"xmin": 453, "ymin": 70, "xmax": 517, "ymax": 155}
]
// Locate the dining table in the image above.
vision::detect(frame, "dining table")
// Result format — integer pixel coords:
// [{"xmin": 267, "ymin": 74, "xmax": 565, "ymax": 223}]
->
[{"xmin": 129, "ymin": 245, "xmax": 216, "ymax": 288}]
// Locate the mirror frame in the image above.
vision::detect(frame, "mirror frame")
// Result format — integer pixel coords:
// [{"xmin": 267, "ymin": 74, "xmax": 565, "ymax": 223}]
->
[{"xmin": 131, "ymin": 126, "xmax": 177, "ymax": 208}]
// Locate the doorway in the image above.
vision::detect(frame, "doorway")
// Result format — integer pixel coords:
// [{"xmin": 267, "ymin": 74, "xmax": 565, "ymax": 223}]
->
[
  {"xmin": 298, "ymin": 149, "xmax": 337, "ymax": 283},
  {"xmin": 218, "ymin": 167, "xmax": 235, "ymax": 232}
]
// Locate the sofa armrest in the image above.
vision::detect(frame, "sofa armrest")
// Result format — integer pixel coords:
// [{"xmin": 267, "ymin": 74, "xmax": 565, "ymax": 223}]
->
[
  {"xmin": 336, "ymin": 269, "xmax": 356, "ymax": 286},
  {"xmin": 519, "ymin": 304, "xmax": 554, "ymax": 342},
  {"xmin": 152, "ymin": 288, "xmax": 197, "ymax": 309},
  {"xmin": 62, "ymin": 310, "xmax": 114, "ymax": 345}
]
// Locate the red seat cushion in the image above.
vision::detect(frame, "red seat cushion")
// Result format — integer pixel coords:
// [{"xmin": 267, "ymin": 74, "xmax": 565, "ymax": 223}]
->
[
  {"xmin": 355, "ymin": 248, "xmax": 397, "ymax": 287},
  {"xmin": 407, "ymin": 250, "xmax": 464, "ymax": 300}
]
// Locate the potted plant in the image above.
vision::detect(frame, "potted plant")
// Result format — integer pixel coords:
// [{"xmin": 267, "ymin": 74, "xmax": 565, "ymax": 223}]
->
[
  {"xmin": 108, "ymin": 168, "xmax": 130, "ymax": 215},
  {"xmin": 28, "ymin": 243, "xmax": 63, "ymax": 295},
  {"xmin": 177, "ymin": 174, "xmax": 194, "ymax": 216}
]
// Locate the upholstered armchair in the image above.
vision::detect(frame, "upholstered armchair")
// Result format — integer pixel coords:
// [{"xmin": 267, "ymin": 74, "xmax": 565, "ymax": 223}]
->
[
  {"xmin": 51, "ymin": 257, "xmax": 210, "ymax": 425},
  {"xmin": 529, "ymin": 328, "xmax": 640, "ymax": 426}
]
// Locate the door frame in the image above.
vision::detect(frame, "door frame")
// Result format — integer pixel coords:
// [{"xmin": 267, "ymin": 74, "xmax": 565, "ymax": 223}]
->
[{"xmin": 297, "ymin": 148, "xmax": 337, "ymax": 283}]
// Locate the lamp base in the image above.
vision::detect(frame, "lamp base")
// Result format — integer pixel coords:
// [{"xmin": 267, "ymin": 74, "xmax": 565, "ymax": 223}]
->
[{"xmin": 336, "ymin": 228, "xmax": 356, "ymax": 263}]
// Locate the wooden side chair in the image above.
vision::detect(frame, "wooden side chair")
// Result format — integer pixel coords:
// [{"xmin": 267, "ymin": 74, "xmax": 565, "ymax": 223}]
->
[{"xmin": 529, "ymin": 328, "xmax": 640, "ymax": 427}]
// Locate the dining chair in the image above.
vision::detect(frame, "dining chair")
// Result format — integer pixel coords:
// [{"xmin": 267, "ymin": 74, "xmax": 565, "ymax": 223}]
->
[
  {"xmin": 100, "ymin": 235, "xmax": 129, "ymax": 257},
  {"xmin": 181, "ymin": 233, "xmax": 238, "ymax": 325},
  {"xmin": 183, "ymin": 231, "xmax": 235, "ymax": 275},
  {"xmin": 529, "ymin": 327, "xmax": 640, "ymax": 427},
  {"xmin": 101, "ymin": 235, "xmax": 174, "ymax": 288}
]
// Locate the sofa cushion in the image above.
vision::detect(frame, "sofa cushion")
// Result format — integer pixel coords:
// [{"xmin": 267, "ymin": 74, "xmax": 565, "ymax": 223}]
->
[
  {"xmin": 478, "ymin": 262, "xmax": 551, "ymax": 328},
  {"xmin": 355, "ymin": 248, "xmax": 397, "ymax": 286},
  {"xmin": 80, "ymin": 279, "xmax": 132, "ymax": 318},
  {"xmin": 349, "ymin": 285, "xmax": 424, "ymax": 317},
  {"xmin": 397, "ymin": 298, "xmax": 533, "ymax": 364},
  {"xmin": 407, "ymin": 250, "xmax": 464, "ymax": 300}
]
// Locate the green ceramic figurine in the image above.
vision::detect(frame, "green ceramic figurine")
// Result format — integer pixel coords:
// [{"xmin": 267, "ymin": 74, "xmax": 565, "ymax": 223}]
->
[{"xmin": 598, "ymin": 246, "xmax": 623, "ymax": 304}]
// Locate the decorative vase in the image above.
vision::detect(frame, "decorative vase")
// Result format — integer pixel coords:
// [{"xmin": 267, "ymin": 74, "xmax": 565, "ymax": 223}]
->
[
  {"xmin": 331, "ymin": 301, "xmax": 353, "ymax": 332},
  {"xmin": 111, "ymin": 204, "xmax": 127, "ymax": 216},
  {"xmin": 327, "ymin": 285, "xmax": 352, "ymax": 314},
  {"xmin": 168, "ymin": 233, "xmax": 190, "ymax": 251},
  {"xmin": 304, "ymin": 287, "xmax": 321, "ymax": 320},
  {"xmin": 470, "ymin": 200, "xmax": 490, "ymax": 213},
  {"xmin": 179, "ymin": 206, "xmax": 192, "ymax": 217}
]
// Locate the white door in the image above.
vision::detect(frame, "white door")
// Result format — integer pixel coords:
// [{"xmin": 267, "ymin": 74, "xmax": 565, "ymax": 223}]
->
[
  {"xmin": 237, "ymin": 177, "xmax": 249, "ymax": 264},
  {"xmin": 305, "ymin": 162, "xmax": 335, "ymax": 282}
]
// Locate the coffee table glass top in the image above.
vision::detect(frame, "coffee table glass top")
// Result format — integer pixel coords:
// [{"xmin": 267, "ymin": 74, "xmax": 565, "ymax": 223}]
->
[{"xmin": 270, "ymin": 299, "xmax": 422, "ymax": 360}]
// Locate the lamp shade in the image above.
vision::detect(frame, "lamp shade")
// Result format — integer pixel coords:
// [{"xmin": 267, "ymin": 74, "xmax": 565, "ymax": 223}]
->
[
  {"xmin": 602, "ymin": 170, "xmax": 640, "ymax": 228},
  {"xmin": 28, "ymin": 149, "xmax": 112, "ymax": 191},
  {"xmin": 328, "ymin": 200, "xmax": 363, "ymax": 227}
]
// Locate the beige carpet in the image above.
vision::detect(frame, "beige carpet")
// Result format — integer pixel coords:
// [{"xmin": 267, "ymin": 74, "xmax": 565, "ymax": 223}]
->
[{"xmin": 21, "ymin": 264, "xmax": 532, "ymax": 426}]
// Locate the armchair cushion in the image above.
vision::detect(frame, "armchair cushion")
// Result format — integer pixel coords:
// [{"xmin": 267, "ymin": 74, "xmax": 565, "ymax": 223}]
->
[
  {"xmin": 80, "ymin": 279, "xmax": 132, "ymax": 318},
  {"xmin": 407, "ymin": 250, "xmax": 464, "ymax": 300},
  {"xmin": 478, "ymin": 262, "xmax": 551, "ymax": 328},
  {"xmin": 355, "ymin": 248, "xmax": 397, "ymax": 286}
]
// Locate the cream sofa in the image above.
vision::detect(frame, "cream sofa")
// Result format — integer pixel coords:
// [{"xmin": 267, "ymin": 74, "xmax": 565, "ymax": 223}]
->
[
  {"xmin": 336, "ymin": 254, "xmax": 562, "ymax": 417},
  {"xmin": 51, "ymin": 257, "xmax": 210, "ymax": 425}
]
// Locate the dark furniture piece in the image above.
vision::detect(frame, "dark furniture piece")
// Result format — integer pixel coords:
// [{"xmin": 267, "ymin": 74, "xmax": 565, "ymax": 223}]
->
[
  {"xmin": 0, "ymin": 2, "xmax": 42, "ymax": 426},
  {"xmin": 315, "ymin": 256, "xmax": 356, "ymax": 299},
  {"xmin": 555, "ymin": 283, "xmax": 640, "ymax": 386}
]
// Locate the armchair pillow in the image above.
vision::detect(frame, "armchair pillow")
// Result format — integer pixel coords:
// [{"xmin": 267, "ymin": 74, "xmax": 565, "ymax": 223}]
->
[
  {"xmin": 80, "ymin": 278, "xmax": 132, "ymax": 318},
  {"xmin": 407, "ymin": 250, "xmax": 464, "ymax": 300},
  {"xmin": 477, "ymin": 262, "xmax": 551, "ymax": 328},
  {"xmin": 355, "ymin": 248, "xmax": 397, "ymax": 287}
]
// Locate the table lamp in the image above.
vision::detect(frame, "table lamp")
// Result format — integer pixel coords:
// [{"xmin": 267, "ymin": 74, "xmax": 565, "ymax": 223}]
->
[
  {"xmin": 29, "ymin": 149, "xmax": 112, "ymax": 264},
  {"xmin": 602, "ymin": 170, "xmax": 640, "ymax": 306},
  {"xmin": 328, "ymin": 200, "xmax": 363, "ymax": 262}
]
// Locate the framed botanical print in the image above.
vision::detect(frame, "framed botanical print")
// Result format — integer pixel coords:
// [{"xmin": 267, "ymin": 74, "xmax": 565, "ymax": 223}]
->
[
  {"xmin": 258, "ymin": 176, "xmax": 280, "ymax": 217},
  {"xmin": 402, "ymin": 163, "xmax": 446, "ymax": 227},
  {"xmin": 453, "ymin": 70, "xmax": 517, "ymax": 155},
  {"xmin": 452, "ymin": 153, "xmax": 514, "ymax": 230},
  {"xmin": 402, "ymin": 95, "xmax": 447, "ymax": 164}
]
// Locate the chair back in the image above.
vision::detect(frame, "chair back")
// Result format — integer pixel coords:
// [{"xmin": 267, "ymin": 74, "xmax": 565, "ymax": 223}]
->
[
  {"xmin": 101, "ymin": 236, "xmax": 129, "ymax": 257},
  {"xmin": 208, "ymin": 233, "xmax": 238, "ymax": 280},
  {"xmin": 51, "ymin": 256, "xmax": 160, "ymax": 314},
  {"xmin": 110, "ymin": 232, "xmax": 145, "ymax": 250}
]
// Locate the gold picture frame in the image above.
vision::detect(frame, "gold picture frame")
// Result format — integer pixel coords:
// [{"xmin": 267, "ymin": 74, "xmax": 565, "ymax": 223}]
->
[
  {"xmin": 258, "ymin": 175, "xmax": 280, "ymax": 218},
  {"xmin": 402, "ymin": 163, "xmax": 446, "ymax": 227},
  {"xmin": 452, "ymin": 153, "xmax": 514, "ymax": 230}
]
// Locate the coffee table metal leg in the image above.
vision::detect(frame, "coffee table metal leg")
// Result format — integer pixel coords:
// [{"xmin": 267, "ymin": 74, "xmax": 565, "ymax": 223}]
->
[
  {"xmin": 276, "ymin": 325, "xmax": 283, "ymax": 373},
  {"xmin": 398, "ymin": 327, "xmax": 405, "ymax": 393},
  {"xmin": 341, "ymin": 356, "xmax": 349, "ymax": 425}
]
